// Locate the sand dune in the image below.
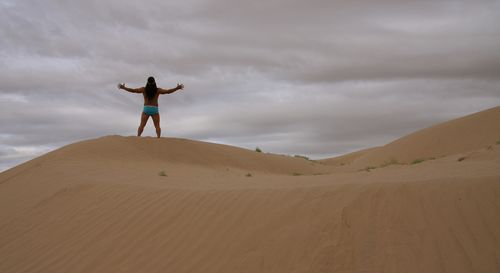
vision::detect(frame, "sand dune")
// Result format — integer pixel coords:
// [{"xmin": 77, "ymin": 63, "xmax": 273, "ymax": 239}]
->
[
  {"xmin": 1, "ymin": 106, "xmax": 499, "ymax": 273},
  {"xmin": 323, "ymin": 106, "xmax": 500, "ymax": 169},
  {"xmin": 43, "ymin": 136, "xmax": 331, "ymax": 175}
]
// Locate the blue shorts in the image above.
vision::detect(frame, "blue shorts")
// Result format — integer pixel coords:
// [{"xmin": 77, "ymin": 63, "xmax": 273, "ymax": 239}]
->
[{"xmin": 143, "ymin": 105, "xmax": 159, "ymax": 115}]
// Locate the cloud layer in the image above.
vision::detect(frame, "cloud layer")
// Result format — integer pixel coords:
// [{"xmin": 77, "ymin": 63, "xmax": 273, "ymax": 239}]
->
[{"xmin": 1, "ymin": 0, "xmax": 500, "ymax": 171}]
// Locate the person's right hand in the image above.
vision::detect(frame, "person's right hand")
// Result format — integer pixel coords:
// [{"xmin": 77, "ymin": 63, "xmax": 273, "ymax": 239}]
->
[
  {"xmin": 177, "ymin": 83, "xmax": 184, "ymax": 90},
  {"xmin": 117, "ymin": 83, "xmax": 125, "ymax": 89}
]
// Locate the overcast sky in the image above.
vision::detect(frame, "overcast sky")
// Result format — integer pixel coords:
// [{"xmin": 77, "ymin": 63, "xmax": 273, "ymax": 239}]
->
[{"xmin": 1, "ymin": 0, "xmax": 500, "ymax": 171}]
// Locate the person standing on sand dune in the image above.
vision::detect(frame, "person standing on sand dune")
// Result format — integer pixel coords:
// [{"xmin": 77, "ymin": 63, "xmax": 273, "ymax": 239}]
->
[{"xmin": 118, "ymin": 76, "xmax": 184, "ymax": 138}]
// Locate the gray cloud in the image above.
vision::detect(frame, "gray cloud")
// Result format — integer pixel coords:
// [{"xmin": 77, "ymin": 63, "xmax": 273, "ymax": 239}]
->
[{"xmin": 1, "ymin": 0, "xmax": 500, "ymax": 171}]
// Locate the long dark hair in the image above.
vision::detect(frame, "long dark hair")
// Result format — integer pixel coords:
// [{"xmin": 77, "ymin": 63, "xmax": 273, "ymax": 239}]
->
[{"xmin": 145, "ymin": 76, "xmax": 157, "ymax": 100}]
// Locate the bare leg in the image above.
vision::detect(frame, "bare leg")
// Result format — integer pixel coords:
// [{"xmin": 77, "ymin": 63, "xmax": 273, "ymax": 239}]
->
[
  {"xmin": 138, "ymin": 113, "xmax": 149, "ymax": 137},
  {"xmin": 152, "ymin": 114, "xmax": 161, "ymax": 138}
]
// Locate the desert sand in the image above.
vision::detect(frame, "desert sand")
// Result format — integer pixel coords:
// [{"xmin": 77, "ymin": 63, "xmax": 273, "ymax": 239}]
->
[{"xmin": 1, "ymin": 106, "xmax": 499, "ymax": 273}]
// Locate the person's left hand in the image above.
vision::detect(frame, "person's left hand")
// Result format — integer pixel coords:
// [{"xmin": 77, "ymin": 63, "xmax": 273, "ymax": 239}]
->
[
  {"xmin": 117, "ymin": 83, "xmax": 125, "ymax": 89},
  {"xmin": 177, "ymin": 83, "xmax": 184, "ymax": 90}
]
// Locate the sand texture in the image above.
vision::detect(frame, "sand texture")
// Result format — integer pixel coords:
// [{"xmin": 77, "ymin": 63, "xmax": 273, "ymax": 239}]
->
[{"xmin": 1, "ymin": 106, "xmax": 499, "ymax": 273}]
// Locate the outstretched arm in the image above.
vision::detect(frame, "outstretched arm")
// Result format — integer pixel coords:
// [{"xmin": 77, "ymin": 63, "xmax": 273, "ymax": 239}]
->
[
  {"xmin": 117, "ymin": 83, "xmax": 143, "ymax": 93},
  {"xmin": 158, "ymin": 83, "xmax": 184, "ymax": 95}
]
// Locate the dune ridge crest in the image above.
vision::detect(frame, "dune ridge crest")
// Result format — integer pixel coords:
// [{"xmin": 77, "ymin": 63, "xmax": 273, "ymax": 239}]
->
[
  {"xmin": 323, "ymin": 106, "xmax": 500, "ymax": 167},
  {"xmin": 26, "ymin": 135, "xmax": 329, "ymax": 176}
]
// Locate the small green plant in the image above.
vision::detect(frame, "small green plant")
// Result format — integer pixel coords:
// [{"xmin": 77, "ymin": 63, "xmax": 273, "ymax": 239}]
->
[
  {"xmin": 496, "ymin": 140, "xmax": 500, "ymax": 145},
  {"xmin": 158, "ymin": 171, "xmax": 167, "ymax": 177},
  {"xmin": 292, "ymin": 173, "xmax": 302, "ymax": 176},
  {"xmin": 255, "ymin": 147, "xmax": 262, "ymax": 153},
  {"xmin": 360, "ymin": 166, "xmax": 377, "ymax": 172},
  {"xmin": 245, "ymin": 173, "xmax": 252, "ymax": 177},
  {"xmin": 380, "ymin": 159, "xmax": 399, "ymax": 168},
  {"xmin": 457, "ymin": 157, "xmax": 466, "ymax": 162},
  {"xmin": 411, "ymin": 159, "xmax": 425, "ymax": 165},
  {"xmin": 294, "ymin": 155, "xmax": 310, "ymax": 160}
]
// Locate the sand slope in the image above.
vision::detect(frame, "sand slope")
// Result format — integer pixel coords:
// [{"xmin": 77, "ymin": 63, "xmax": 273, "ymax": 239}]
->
[
  {"xmin": 46, "ymin": 135, "xmax": 330, "ymax": 175},
  {"xmin": 323, "ymin": 106, "xmax": 500, "ymax": 169},
  {"xmin": 1, "ymin": 106, "xmax": 499, "ymax": 273}
]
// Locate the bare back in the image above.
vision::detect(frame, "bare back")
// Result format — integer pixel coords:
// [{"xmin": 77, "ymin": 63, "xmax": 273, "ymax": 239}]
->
[{"xmin": 139, "ymin": 87, "xmax": 160, "ymax": 106}]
